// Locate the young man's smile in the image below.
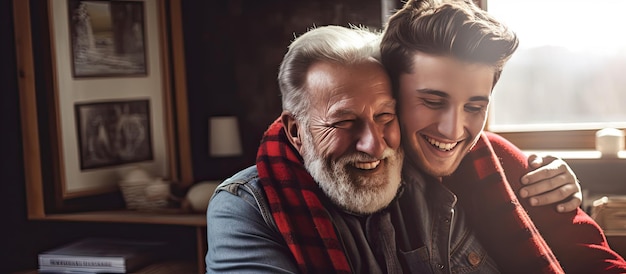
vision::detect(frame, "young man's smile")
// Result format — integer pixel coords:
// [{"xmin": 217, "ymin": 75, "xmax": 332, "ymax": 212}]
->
[{"xmin": 422, "ymin": 134, "xmax": 462, "ymax": 153}]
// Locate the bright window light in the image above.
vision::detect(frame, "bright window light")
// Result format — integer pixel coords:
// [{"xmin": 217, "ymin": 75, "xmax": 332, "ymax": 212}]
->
[{"xmin": 487, "ymin": 0, "xmax": 626, "ymax": 132}]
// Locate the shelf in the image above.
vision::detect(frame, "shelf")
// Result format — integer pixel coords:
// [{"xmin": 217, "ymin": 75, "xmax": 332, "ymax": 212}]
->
[
  {"xmin": 31, "ymin": 209, "xmax": 207, "ymax": 227},
  {"xmin": 606, "ymin": 230, "xmax": 626, "ymax": 237},
  {"xmin": 522, "ymin": 150, "xmax": 626, "ymax": 160},
  {"xmin": 13, "ymin": 260, "xmax": 197, "ymax": 274},
  {"xmin": 28, "ymin": 209, "xmax": 208, "ymax": 274}
]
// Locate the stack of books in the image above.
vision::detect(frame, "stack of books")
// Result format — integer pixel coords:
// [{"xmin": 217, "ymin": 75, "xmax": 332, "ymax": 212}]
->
[
  {"xmin": 38, "ymin": 238, "xmax": 166, "ymax": 273},
  {"xmin": 593, "ymin": 195, "xmax": 626, "ymax": 232}
]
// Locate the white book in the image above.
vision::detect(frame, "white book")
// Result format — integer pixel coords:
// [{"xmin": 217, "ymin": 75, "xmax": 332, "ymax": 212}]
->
[
  {"xmin": 38, "ymin": 238, "xmax": 166, "ymax": 273},
  {"xmin": 39, "ymin": 264, "xmax": 125, "ymax": 273}
]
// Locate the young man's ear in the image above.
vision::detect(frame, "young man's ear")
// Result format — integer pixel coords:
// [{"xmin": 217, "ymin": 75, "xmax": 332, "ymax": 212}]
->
[{"xmin": 281, "ymin": 111, "xmax": 303, "ymax": 152}]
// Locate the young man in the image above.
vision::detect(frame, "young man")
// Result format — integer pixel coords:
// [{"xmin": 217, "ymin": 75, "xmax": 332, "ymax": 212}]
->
[
  {"xmin": 380, "ymin": 0, "xmax": 626, "ymax": 272},
  {"xmin": 206, "ymin": 25, "xmax": 589, "ymax": 273}
]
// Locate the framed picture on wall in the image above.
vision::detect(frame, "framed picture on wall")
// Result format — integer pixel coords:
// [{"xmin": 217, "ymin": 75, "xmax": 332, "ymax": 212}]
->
[
  {"xmin": 75, "ymin": 99, "xmax": 153, "ymax": 170},
  {"xmin": 68, "ymin": 0, "xmax": 147, "ymax": 78}
]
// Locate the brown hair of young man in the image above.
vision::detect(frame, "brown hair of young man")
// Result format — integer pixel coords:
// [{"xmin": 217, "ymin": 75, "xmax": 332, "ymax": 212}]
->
[{"xmin": 380, "ymin": 0, "xmax": 519, "ymax": 94}]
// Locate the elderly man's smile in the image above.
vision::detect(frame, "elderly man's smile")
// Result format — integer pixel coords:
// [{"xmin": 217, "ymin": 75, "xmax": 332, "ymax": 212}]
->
[{"xmin": 353, "ymin": 160, "xmax": 381, "ymax": 170}]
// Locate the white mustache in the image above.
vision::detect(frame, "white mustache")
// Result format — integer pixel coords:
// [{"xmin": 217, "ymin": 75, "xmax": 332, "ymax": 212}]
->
[{"xmin": 337, "ymin": 148, "xmax": 397, "ymax": 166}]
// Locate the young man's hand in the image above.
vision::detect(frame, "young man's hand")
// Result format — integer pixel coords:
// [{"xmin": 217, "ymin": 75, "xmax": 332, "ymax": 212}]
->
[{"xmin": 520, "ymin": 154, "xmax": 582, "ymax": 212}]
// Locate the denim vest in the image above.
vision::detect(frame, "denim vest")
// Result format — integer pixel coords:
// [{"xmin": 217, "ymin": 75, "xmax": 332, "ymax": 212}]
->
[{"xmin": 206, "ymin": 165, "xmax": 500, "ymax": 273}]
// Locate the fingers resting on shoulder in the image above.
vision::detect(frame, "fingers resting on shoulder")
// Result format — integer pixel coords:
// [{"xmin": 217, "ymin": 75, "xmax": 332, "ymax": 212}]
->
[{"xmin": 519, "ymin": 154, "xmax": 582, "ymax": 212}]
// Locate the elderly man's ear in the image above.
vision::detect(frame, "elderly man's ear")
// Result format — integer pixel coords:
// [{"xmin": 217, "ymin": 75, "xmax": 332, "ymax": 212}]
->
[{"xmin": 281, "ymin": 112, "xmax": 303, "ymax": 152}]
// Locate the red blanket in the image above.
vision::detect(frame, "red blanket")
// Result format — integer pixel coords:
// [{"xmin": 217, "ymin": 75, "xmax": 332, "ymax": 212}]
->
[
  {"xmin": 445, "ymin": 132, "xmax": 563, "ymax": 273},
  {"xmin": 448, "ymin": 132, "xmax": 626, "ymax": 273}
]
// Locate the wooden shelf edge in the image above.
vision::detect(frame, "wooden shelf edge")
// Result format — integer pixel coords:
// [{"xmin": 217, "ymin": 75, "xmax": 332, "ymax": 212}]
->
[{"xmin": 29, "ymin": 210, "xmax": 207, "ymax": 227}]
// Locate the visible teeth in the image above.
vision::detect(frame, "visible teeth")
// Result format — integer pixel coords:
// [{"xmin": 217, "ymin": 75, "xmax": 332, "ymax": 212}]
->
[
  {"xmin": 425, "ymin": 136, "xmax": 458, "ymax": 151},
  {"xmin": 354, "ymin": 160, "xmax": 381, "ymax": 170}
]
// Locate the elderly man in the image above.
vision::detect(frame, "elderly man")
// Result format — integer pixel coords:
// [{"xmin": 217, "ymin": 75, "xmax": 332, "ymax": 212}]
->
[{"xmin": 205, "ymin": 22, "xmax": 603, "ymax": 272}]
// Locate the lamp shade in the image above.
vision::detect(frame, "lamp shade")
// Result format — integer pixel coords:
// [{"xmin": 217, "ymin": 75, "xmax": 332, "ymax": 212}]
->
[{"xmin": 209, "ymin": 116, "xmax": 243, "ymax": 157}]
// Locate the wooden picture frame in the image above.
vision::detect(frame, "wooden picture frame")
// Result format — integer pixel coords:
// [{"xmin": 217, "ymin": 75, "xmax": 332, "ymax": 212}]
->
[
  {"xmin": 13, "ymin": 0, "xmax": 193, "ymax": 215},
  {"xmin": 49, "ymin": 0, "xmax": 171, "ymax": 199}
]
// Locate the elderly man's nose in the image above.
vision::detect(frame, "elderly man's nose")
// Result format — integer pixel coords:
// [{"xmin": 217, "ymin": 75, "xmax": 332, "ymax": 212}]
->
[{"xmin": 356, "ymin": 123, "xmax": 385, "ymax": 158}]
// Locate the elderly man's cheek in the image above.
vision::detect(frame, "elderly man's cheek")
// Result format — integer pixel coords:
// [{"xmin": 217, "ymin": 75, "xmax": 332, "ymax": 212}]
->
[
  {"xmin": 384, "ymin": 123, "xmax": 402, "ymax": 149},
  {"xmin": 313, "ymin": 130, "xmax": 347, "ymax": 158}
]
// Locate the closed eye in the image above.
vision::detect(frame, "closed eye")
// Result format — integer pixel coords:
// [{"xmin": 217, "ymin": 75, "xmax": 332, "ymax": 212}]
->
[
  {"xmin": 331, "ymin": 120, "xmax": 355, "ymax": 129},
  {"xmin": 422, "ymin": 98, "xmax": 445, "ymax": 109},
  {"xmin": 376, "ymin": 113, "xmax": 396, "ymax": 124},
  {"xmin": 464, "ymin": 104, "xmax": 486, "ymax": 113}
]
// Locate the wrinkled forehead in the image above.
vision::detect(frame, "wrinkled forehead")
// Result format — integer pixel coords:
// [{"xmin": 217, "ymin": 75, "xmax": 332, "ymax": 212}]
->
[
  {"xmin": 304, "ymin": 60, "xmax": 395, "ymax": 110},
  {"xmin": 305, "ymin": 59, "xmax": 392, "ymax": 93}
]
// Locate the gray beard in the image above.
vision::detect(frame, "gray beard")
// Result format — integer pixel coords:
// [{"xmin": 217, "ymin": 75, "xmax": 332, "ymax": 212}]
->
[{"xmin": 300, "ymin": 130, "xmax": 404, "ymax": 214}]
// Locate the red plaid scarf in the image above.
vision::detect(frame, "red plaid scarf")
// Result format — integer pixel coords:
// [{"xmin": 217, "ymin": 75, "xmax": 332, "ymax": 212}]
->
[
  {"xmin": 445, "ymin": 132, "xmax": 564, "ymax": 273},
  {"xmin": 256, "ymin": 118, "xmax": 351, "ymax": 274}
]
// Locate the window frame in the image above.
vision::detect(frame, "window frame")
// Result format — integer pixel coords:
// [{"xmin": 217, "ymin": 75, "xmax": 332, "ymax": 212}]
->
[{"xmin": 488, "ymin": 129, "xmax": 597, "ymax": 150}]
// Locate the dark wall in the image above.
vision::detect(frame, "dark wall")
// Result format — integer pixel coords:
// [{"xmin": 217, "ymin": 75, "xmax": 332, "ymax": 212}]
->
[
  {"xmin": 181, "ymin": 0, "xmax": 383, "ymax": 181},
  {"xmin": 1, "ymin": 0, "xmax": 28, "ymax": 272}
]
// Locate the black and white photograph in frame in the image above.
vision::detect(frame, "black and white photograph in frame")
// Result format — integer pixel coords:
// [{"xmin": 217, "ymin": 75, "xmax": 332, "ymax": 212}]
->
[
  {"xmin": 75, "ymin": 99, "xmax": 153, "ymax": 170},
  {"xmin": 68, "ymin": 0, "xmax": 147, "ymax": 77}
]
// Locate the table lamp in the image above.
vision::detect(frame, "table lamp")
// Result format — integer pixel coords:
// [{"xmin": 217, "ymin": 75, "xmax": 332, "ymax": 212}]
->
[{"xmin": 209, "ymin": 116, "xmax": 243, "ymax": 157}]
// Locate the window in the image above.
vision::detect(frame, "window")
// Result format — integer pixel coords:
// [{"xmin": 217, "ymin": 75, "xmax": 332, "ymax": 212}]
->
[{"xmin": 485, "ymin": 0, "xmax": 626, "ymax": 150}]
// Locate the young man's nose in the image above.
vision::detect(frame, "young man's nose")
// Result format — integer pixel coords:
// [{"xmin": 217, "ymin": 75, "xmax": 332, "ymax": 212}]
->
[
  {"xmin": 438, "ymin": 108, "xmax": 463, "ymax": 140},
  {"xmin": 356, "ymin": 122, "xmax": 386, "ymax": 158}
]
